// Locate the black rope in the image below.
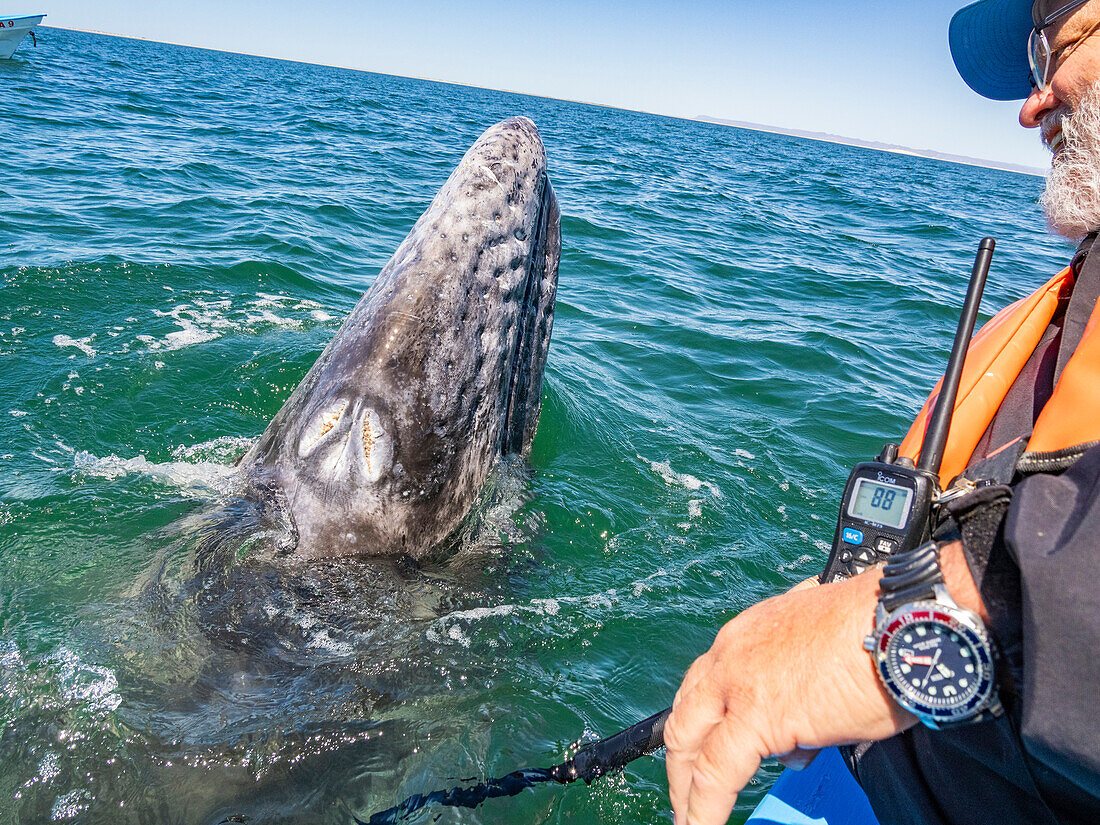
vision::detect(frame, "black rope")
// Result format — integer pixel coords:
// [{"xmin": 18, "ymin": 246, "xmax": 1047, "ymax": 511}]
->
[
  {"xmin": 360, "ymin": 706, "xmax": 670, "ymax": 823},
  {"xmin": 360, "ymin": 768, "xmax": 556, "ymax": 824}
]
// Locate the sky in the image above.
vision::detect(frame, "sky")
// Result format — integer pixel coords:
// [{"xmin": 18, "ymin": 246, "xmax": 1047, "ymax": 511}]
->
[{"xmin": 37, "ymin": 0, "xmax": 1052, "ymax": 171}]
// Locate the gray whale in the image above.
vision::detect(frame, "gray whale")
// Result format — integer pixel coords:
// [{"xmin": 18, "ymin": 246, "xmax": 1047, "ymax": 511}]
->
[{"xmin": 237, "ymin": 117, "xmax": 560, "ymax": 558}]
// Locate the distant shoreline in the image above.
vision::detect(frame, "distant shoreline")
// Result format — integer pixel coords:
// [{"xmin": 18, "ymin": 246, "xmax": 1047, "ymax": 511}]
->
[
  {"xmin": 44, "ymin": 25, "xmax": 1046, "ymax": 178},
  {"xmin": 696, "ymin": 117, "xmax": 1046, "ymax": 178}
]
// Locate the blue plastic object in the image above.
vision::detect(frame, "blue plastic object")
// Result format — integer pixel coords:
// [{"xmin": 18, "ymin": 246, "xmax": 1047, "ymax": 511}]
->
[{"xmin": 746, "ymin": 748, "xmax": 880, "ymax": 825}]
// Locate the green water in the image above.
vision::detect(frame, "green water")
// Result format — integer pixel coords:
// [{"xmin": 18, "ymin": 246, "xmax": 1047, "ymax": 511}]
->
[{"xmin": 0, "ymin": 26, "xmax": 1071, "ymax": 825}]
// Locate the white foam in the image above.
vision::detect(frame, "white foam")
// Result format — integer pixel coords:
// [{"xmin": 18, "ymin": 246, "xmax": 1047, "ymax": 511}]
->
[
  {"xmin": 170, "ymin": 435, "xmax": 255, "ymax": 464},
  {"xmin": 427, "ymin": 568, "xmax": 674, "ymax": 646},
  {"xmin": 529, "ymin": 598, "xmax": 560, "ymax": 616},
  {"xmin": 124, "ymin": 294, "xmax": 335, "ymax": 354},
  {"xmin": 446, "ymin": 624, "xmax": 471, "ymax": 646},
  {"xmin": 50, "ymin": 648, "xmax": 122, "ymax": 716},
  {"xmin": 255, "ymin": 291, "xmax": 297, "ymax": 306},
  {"xmin": 641, "ymin": 456, "xmax": 722, "ymax": 498},
  {"xmin": 245, "ymin": 309, "xmax": 302, "ymax": 329},
  {"xmin": 640, "ymin": 457, "xmax": 721, "ymax": 527},
  {"xmin": 52, "ymin": 335, "xmax": 96, "ymax": 358},
  {"xmin": 51, "ymin": 789, "xmax": 90, "ymax": 820},
  {"xmin": 61, "ymin": 371, "xmax": 85, "ymax": 396},
  {"xmin": 34, "ymin": 752, "xmax": 60, "ymax": 784},
  {"xmin": 440, "ymin": 604, "xmax": 518, "ymax": 623},
  {"xmin": 0, "ymin": 641, "xmax": 24, "ymax": 668},
  {"xmin": 778, "ymin": 554, "xmax": 817, "ymax": 573},
  {"xmin": 73, "ymin": 450, "xmax": 238, "ymax": 496},
  {"xmin": 163, "ymin": 319, "xmax": 220, "ymax": 349},
  {"xmin": 305, "ymin": 628, "xmax": 355, "ymax": 658}
]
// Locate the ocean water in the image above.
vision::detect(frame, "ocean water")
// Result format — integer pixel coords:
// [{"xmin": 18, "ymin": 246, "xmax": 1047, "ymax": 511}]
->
[{"xmin": 0, "ymin": 26, "xmax": 1071, "ymax": 825}]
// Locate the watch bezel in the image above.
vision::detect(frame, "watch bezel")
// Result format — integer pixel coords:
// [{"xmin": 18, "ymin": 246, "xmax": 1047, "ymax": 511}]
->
[{"xmin": 870, "ymin": 600, "xmax": 996, "ymax": 726}]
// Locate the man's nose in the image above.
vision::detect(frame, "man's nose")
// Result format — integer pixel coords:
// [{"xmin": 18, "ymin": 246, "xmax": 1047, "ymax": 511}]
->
[{"xmin": 1021, "ymin": 84, "xmax": 1060, "ymax": 127}]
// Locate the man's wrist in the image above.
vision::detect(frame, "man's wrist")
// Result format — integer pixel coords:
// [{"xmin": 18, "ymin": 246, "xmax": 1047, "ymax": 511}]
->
[
  {"xmin": 938, "ymin": 539, "xmax": 991, "ymax": 624},
  {"xmin": 824, "ymin": 568, "xmax": 919, "ymax": 732},
  {"xmin": 865, "ymin": 540, "xmax": 1001, "ymax": 729}
]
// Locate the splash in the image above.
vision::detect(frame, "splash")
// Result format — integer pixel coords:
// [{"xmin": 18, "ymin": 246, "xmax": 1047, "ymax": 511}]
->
[{"xmin": 72, "ymin": 449, "xmax": 240, "ymax": 496}]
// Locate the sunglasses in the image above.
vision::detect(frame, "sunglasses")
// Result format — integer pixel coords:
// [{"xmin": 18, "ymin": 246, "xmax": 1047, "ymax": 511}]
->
[{"xmin": 1028, "ymin": 0, "xmax": 1091, "ymax": 90}]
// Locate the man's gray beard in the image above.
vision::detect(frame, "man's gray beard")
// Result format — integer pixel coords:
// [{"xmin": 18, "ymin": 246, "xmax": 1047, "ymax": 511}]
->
[{"xmin": 1042, "ymin": 83, "xmax": 1100, "ymax": 239}]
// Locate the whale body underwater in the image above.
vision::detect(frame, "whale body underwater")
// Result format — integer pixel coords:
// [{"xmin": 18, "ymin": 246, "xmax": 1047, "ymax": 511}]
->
[{"xmin": 236, "ymin": 117, "xmax": 561, "ymax": 559}]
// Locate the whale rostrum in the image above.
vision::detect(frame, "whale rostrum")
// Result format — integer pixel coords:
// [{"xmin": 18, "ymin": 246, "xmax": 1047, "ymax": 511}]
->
[{"xmin": 238, "ymin": 117, "xmax": 560, "ymax": 558}]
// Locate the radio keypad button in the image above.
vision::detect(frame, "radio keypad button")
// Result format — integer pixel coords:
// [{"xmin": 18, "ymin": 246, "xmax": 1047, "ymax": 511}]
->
[
  {"xmin": 842, "ymin": 527, "xmax": 864, "ymax": 546},
  {"xmin": 875, "ymin": 537, "xmax": 899, "ymax": 556}
]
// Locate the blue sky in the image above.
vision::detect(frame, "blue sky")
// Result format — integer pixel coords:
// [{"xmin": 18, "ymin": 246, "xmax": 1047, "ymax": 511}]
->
[{"xmin": 40, "ymin": 0, "xmax": 1050, "ymax": 170}]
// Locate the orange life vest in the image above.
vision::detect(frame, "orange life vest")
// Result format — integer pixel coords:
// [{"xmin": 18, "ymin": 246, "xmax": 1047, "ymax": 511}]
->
[{"xmin": 899, "ymin": 265, "xmax": 1100, "ymax": 485}]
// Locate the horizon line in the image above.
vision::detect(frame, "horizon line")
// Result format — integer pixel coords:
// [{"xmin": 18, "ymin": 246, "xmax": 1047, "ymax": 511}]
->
[{"xmin": 44, "ymin": 24, "xmax": 1047, "ymax": 178}]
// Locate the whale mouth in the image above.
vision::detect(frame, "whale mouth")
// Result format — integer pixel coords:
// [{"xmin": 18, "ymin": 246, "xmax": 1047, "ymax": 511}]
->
[{"xmin": 498, "ymin": 177, "xmax": 560, "ymax": 455}]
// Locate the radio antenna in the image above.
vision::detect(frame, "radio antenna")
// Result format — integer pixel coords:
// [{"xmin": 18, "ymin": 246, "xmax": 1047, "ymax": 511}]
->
[{"xmin": 917, "ymin": 237, "xmax": 994, "ymax": 476}]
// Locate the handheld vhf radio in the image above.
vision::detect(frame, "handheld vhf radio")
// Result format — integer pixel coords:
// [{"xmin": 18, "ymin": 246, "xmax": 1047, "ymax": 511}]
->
[{"xmin": 820, "ymin": 238, "xmax": 994, "ymax": 583}]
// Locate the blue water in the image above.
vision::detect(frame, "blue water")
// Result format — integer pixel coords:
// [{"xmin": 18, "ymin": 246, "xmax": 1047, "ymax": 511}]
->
[{"xmin": 0, "ymin": 26, "xmax": 1069, "ymax": 825}]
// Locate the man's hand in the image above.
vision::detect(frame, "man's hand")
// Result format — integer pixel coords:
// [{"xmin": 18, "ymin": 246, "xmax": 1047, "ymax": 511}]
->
[{"xmin": 664, "ymin": 569, "xmax": 916, "ymax": 825}]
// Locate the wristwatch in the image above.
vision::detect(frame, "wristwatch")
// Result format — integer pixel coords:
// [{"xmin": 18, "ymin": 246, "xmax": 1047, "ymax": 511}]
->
[{"xmin": 864, "ymin": 540, "xmax": 1002, "ymax": 729}]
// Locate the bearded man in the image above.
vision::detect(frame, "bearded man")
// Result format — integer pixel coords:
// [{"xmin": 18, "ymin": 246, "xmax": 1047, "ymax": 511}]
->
[{"xmin": 664, "ymin": 2, "xmax": 1100, "ymax": 824}]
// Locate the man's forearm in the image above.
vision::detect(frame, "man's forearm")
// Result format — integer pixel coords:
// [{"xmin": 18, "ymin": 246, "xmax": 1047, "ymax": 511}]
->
[{"xmin": 665, "ymin": 540, "xmax": 990, "ymax": 825}]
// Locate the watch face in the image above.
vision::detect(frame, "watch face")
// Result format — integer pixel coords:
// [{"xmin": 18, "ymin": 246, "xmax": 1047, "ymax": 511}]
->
[{"xmin": 874, "ymin": 605, "xmax": 995, "ymax": 723}]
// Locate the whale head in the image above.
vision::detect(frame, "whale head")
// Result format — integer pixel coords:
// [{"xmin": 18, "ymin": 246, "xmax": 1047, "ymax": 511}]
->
[{"xmin": 238, "ymin": 117, "xmax": 560, "ymax": 558}]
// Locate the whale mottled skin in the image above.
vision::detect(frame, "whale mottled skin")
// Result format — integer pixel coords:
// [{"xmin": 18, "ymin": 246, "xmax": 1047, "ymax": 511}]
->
[{"xmin": 238, "ymin": 117, "xmax": 560, "ymax": 558}]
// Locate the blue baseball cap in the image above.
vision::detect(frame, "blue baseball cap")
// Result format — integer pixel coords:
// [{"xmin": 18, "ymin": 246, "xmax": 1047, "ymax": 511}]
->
[{"xmin": 949, "ymin": 0, "xmax": 1035, "ymax": 100}]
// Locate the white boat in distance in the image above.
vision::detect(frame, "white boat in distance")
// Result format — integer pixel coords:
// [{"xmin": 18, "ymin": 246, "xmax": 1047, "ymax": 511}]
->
[{"xmin": 0, "ymin": 14, "xmax": 45, "ymax": 59}]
